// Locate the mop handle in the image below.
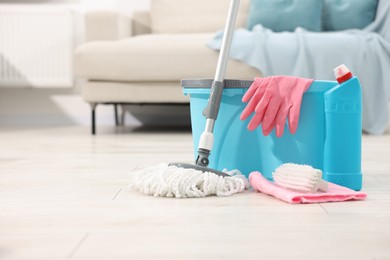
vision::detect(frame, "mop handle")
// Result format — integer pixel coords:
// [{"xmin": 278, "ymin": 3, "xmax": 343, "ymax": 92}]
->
[
  {"xmin": 202, "ymin": 0, "xmax": 240, "ymax": 128},
  {"xmin": 214, "ymin": 0, "xmax": 240, "ymax": 83},
  {"xmin": 196, "ymin": 0, "xmax": 240, "ymax": 167}
]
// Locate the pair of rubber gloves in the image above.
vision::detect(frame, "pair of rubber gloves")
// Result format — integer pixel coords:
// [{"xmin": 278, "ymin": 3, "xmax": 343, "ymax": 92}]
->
[{"xmin": 240, "ymin": 76, "xmax": 314, "ymax": 137}]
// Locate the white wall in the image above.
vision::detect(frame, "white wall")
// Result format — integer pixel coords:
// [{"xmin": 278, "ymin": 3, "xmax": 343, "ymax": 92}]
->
[
  {"xmin": 0, "ymin": 0, "xmax": 151, "ymax": 14},
  {"xmin": 0, "ymin": 0, "xmax": 188, "ymax": 129},
  {"xmin": 80, "ymin": 0, "xmax": 150, "ymax": 15}
]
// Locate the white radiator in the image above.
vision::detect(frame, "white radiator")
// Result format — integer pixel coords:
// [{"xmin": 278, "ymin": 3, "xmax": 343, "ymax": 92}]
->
[{"xmin": 0, "ymin": 7, "xmax": 74, "ymax": 88}]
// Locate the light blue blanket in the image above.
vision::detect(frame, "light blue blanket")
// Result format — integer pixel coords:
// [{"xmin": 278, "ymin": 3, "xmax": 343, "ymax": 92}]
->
[{"xmin": 208, "ymin": 0, "xmax": 390, "ymax": 134}]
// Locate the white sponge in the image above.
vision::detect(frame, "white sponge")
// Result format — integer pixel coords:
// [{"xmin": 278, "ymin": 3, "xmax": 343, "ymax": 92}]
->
[{"xmin": 273, "ymin": 163, "xmax": 328, "ymax": 193}]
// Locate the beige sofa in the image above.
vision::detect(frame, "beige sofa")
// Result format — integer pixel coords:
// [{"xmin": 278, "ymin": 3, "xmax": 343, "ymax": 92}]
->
[{"xmin": 74, "ymin": 0, "xmax": 260, "ymax": 134}]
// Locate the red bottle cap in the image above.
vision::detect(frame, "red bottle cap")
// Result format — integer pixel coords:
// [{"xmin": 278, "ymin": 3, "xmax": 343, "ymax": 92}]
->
[{"xmin": 334, "ymin": 64, "xmax": 353, "ymax": 84}]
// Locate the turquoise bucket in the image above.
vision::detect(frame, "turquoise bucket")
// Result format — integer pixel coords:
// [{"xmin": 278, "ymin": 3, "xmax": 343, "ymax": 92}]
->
[{"xmin": 182, "ymin": 78, "xmax": 362, "ymax": 191}]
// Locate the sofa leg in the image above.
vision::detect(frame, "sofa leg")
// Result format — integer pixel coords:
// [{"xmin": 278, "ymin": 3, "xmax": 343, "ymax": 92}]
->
[
  {"xmin": 91, "ymin": 103, "xmax": 97, "ymax": 135},
  {"xmin": 114, "ymin": 103, "xmax": 119, "ymax": 126},
  {"xmin": 121, "ymin": 105, "xmax": 126, "ymax": 126}
]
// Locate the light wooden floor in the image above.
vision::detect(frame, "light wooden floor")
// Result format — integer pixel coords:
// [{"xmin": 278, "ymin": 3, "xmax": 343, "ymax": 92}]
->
[{"xmin": 1, "ymin": 125, "xmax": 389, "ymax": 260}]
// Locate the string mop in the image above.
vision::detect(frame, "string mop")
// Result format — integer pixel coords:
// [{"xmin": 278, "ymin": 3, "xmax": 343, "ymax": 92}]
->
[{"xmin": 130, "ymin": 163, "xmax": 249, "ymax": 198}]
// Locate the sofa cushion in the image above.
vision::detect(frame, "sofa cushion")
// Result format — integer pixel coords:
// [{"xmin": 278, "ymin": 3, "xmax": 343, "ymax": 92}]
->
[
  {"xmin": 322, "ymin": 0, "xmax": 378, "ymax": 31},
  {"xmin": 150, "ymin": 0, "xmax": 250, "ymax": 34},
  {"xmin": 246, "ymin": 0, "xmax": 323, "ymax": 32},
  {"xmin": 82, "ymin": 81, "xmax": 189, "ymax": 103},
  {"xmin": 75, "ymin": 34, "xmax": 260, "ymax": 82}
]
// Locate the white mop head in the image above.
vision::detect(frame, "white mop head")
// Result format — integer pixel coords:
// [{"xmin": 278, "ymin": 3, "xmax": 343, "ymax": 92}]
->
[{"xmin": 129, "ymin": 163, "xmax": 249, "ymax": 198}]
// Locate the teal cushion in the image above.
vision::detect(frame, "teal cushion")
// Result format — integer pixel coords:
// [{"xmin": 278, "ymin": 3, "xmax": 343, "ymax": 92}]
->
[
  {"xmin": 323, "ymin": 0, "xmax": 378, "ymax": 31},
  {"xmin": 246, "ymin": 0, "xmax": 323, "ymax": 32}
]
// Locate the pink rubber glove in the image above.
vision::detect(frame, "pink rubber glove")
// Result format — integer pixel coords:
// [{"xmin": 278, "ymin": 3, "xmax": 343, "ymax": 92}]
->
[{"xmin": 240, "ymin": 76, "xmax": 314, "ymax": 137}]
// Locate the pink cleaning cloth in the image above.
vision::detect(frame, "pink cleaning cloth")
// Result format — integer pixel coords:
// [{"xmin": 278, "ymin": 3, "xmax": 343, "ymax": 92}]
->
[{"xmin": 249, "ymin": 172, "xmax": 367, "ymax": 204}]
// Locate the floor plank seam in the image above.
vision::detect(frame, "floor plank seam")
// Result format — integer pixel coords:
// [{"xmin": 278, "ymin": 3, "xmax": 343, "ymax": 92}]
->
[
  {"xmin": 68, "ymin": 232, "xmax": 89, "ymax": 259},
  {"xmin": 318, "ymin": 203, "xmax": 329, "ymax": 214},
  {"xmin": 112, "ymin": 187, "xmax": 123, "ymax": 200}
]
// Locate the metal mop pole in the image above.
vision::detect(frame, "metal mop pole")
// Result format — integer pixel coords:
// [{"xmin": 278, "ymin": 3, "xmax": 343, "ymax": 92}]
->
[{"xmin": 196, "ymin": 0, "xmax": 241, "ymax": 167}]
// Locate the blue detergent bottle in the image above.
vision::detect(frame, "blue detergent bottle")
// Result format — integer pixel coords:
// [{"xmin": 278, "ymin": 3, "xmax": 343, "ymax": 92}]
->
[{"xmin": 323, "ymin": 64, "xmax": 362, "ymax": 190}]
